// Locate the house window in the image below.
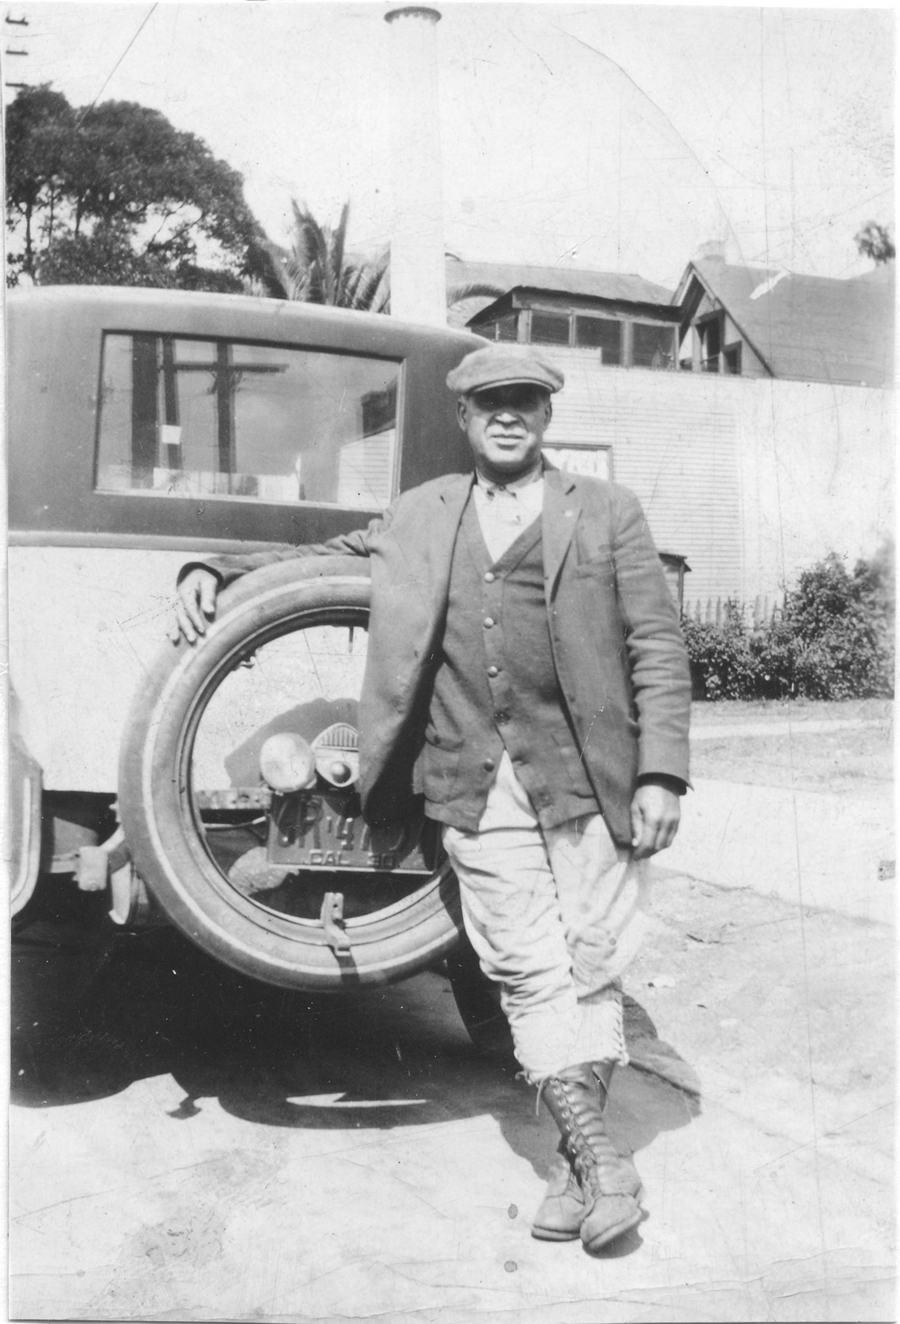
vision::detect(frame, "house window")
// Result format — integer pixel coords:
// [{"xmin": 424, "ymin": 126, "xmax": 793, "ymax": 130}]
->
[
  {"xmin": 723, "ymin": 344, "xmax": 742, "ymax": 374},
  {"xmin": 493, "ymin": 314, "xmax": 519, "ymax": 342},
  {"xmin": 697, "ymin": 314, "xmax": 743, "ymax": 374},
  {"xmin": 574, "ymin": 315, "xmax": 622, "ymax": 365},
  {"xmin": 500, "ymin": 307, "xmax": 677, "ymax": 371},
  {"xmin": 478, "ymin": 314, "xmax": 519, "ymax": 342},
  {"xmin": 699, "ymin": 316, "xmax": 723, "ymax": 372},
  {"xmin": 530, "ymin": 311, "xmax": 571, "ymax": 346},
  {"xmin": 632, "ymin": 323, "xmax": 677, "ymax": 370}
]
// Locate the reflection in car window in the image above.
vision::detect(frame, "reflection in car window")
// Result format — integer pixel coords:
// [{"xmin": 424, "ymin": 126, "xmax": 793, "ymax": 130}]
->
[{"xmin": 96, "ymin": 333, "xmax": 400, "ymax": 509}]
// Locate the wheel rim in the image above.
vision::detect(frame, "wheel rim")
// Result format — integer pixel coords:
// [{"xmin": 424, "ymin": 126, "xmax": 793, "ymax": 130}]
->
[{"xmin": 170, "ymin": 600, "xmax": 447, "ymax": 942}]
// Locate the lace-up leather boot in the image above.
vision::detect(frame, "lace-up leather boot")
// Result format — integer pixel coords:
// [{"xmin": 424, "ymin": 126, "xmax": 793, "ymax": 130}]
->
[
  {"xmin": 531, "ymin": 1062, "xmax": 640, "ymax": 1242},
  {"xmin": 532, "ymin": 1062, "xmax": 638, "ymax": 1241},
  {"xmin": 530, "ymin": 1141, "xmax": 585, "ymax": 1241},
  {"xmin": 536, "ymin": 1062, "xmax": 643, "ymax": 1251}
]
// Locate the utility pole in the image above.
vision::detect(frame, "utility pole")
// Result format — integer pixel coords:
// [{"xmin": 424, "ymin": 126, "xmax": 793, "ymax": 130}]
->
[
  {"xmin": 384, "ymin": 5, "xmax": 447, "ymax": 326},
  {"xmin": 4, "ymin": 12, "xmax": 30, "ymax": 94}
]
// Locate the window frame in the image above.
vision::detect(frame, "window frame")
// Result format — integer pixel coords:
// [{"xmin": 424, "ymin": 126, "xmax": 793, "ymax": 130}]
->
[
  {"xmin": 528, "ymin": 308, "xmax": 572, "ymax": 348},
  {"xmin": 630, "ymin": 320, "xmax": 679, "ymax": 371},
  {"xmin": 573, "ymin": 313, "xmax": 624, "ymax": 364},
  {"xmin": 694, "ymin": 311, "xmax": 742, "ymax": 375},
  {"xmin": 522, "ymin": 305, "xmax": 678, "ymax": 370},
  {"xmin": 8, "ymin": 286, "xmax": 484, "ymax": 547},
  {"xmin": 93, "ymin": 328, "xmax": 406, "ymax": 514}
]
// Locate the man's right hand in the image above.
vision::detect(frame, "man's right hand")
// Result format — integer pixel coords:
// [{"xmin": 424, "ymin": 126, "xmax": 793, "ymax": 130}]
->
[{"xmin": 170, "ymin": 567, "xmax": 220, "ymax": 644}]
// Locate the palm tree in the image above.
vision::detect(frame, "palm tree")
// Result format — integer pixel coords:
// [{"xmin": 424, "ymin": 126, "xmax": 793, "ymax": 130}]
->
[
  {"xmin": 261, "ymin": 199, "xmax": 390, "ymax": 312},
  {"xmin": 855, "ymin": 220, "xmax": 895, "ymax": 266},
  {"xmin": 255, "ymin": 199, "xmax": 504, "ymax": 320}
]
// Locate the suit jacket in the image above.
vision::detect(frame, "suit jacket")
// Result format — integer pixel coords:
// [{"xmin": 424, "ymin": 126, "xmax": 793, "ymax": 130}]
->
[{"xmin": 208, "ymin": 467, "xmax": 691, "ymax": 845}]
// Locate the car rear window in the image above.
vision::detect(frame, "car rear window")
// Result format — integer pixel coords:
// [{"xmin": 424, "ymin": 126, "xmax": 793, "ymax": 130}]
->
[{"xmin": 95, "ymin": 333, "xmax": 400, "ymax": 509}]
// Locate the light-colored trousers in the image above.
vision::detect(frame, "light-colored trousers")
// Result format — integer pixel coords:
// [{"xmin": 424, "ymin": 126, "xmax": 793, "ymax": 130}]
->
[{"xmin": 442, "ymin": 752, "xmax": 651, "ymax": 1083}]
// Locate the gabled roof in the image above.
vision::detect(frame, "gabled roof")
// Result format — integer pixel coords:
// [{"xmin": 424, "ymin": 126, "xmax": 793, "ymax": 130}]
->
[
  {"xmin": 446, "ymin": 258, "xmax": 673, "ymax": 306},
  {"xmin": 677, "ymin": 258, "xmax": 894, "ymax": 387}
]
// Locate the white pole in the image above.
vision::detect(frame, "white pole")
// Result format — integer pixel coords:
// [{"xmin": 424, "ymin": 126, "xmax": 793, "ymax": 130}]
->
[{"xmin": 384, "ymin": 5, "xmax": 447, "ymax": 325}]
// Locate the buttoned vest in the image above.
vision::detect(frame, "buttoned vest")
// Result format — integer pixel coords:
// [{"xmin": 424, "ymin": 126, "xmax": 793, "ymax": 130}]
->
[{"xmin": 422, "ymin": 495, "xmax": 599, "ymax": 831}]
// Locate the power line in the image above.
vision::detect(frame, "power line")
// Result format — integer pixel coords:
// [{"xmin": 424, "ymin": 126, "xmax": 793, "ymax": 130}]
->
[{"xmin": 77, "ymin": 2, "xmax": 157, "ymax": 119}]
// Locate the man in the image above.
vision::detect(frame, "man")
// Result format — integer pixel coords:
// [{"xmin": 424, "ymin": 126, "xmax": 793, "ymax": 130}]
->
[{"xmin": 174, "ymin": 343, "xmax": 691, "ymax": 1254}]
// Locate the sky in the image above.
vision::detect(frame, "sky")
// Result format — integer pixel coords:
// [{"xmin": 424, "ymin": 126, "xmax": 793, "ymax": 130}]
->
[{"xmin": 3, "ymin": 1, "xmax": 894, "ymax": 289}]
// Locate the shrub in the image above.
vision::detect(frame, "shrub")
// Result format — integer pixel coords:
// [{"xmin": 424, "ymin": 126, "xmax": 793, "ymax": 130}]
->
[
  {"xmin": 682, "ymin": 602, "xmax": 759, "ymax": 700},
  {"xmin": 683, "ymin": 546, "xmax": 894, "ymax": 700}
]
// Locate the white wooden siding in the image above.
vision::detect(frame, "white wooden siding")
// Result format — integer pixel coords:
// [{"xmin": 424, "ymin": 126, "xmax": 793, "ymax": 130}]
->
[
  {"xmin": 540, "ymin": 348, "xmax": 893, "ymax": 604},
  {"xmin": 543, "ymin": 350, "xmax": 741, "ymax": 602}
]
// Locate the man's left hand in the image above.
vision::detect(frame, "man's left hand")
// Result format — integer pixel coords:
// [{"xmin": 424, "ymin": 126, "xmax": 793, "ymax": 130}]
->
[{"xmin": 630, "ymin": 784, "xmax": 681, "ymax": 859}]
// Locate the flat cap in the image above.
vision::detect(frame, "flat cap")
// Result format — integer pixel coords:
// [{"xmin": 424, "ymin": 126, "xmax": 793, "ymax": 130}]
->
[{"xmin": 446, "ymin": 343, "xmax": 565, "ymax": 395}]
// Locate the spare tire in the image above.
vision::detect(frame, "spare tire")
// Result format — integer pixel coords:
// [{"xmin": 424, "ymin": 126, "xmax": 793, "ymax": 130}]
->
[{"xmin": 118, "ymin": 556, "xmax": 463, "ymax": 991}]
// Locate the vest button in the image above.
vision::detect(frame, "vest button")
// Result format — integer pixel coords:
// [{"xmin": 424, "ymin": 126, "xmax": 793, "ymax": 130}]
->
[
  {"xmin": 487, "ymin": 665, "xmax": 499, "ymax": 678},
  {"xmin": 484, "ymin": 571, "xmax": 495, "ymax": 583},
  {"xmin": 482, "ymin": 758, "xmax": 496, "ymax": 772},
  {"xmin": 495, "ymin": 710, "xmax": 509, "ymax": 724},
  {"xmin": 483, "ymin": 617, "xmax": 495, "ymax": 628}
]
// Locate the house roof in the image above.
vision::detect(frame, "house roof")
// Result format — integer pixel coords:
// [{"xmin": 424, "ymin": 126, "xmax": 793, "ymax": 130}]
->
[
  {"xmin": 679, "ymin": 258, "xmax": 894, "ymax": 387},
  {"xmin": 446, "ymin": 259, "xmax": 673, "ymax": 307},
  {"xmin": 444, "ymin": 253, "xmax": 893, "ymax": 386}
]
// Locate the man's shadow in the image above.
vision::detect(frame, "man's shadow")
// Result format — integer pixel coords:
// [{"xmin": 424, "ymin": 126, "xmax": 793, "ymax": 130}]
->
[{"xmin": 12, "ymin": 925, "xmax": 700, "ymax": 1252}]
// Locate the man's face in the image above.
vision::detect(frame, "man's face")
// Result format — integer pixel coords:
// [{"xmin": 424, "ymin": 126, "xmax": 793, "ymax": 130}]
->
[{"xmin": 457, "ymin": 383, "xmax": 552, "ymax": 482}]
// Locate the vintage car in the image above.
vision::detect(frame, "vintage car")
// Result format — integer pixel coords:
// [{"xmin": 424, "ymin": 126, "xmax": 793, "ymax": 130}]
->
[{"xmin": 8, "ymin": 284, "xmax": 500, "ymax": 1044}]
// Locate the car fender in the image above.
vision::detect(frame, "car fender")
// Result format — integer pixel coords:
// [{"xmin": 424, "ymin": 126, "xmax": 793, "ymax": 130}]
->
[{"xmin": 8, "ymin": 706, "xmax": 43, "ymax": 915}]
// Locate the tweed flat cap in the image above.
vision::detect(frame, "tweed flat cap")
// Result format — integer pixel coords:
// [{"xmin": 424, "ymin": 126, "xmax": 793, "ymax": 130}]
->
[{"xmin": 446, "ymin": 344, "xmax": 565, "ymax": 395}]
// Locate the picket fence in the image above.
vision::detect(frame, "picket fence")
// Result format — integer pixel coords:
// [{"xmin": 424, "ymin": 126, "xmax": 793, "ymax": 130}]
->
[{"xmin": 681, "ymin": 593, "xmax": 786, "ymax": 628}]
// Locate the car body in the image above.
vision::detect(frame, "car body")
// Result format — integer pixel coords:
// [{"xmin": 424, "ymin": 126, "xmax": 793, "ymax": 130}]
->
[{"xmin": 8, "ymin": 285, "xmax": 484, "ymax": 930}]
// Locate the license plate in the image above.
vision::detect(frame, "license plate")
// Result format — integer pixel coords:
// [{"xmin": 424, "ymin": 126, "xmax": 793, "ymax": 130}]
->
[{"xmin": 266, "ymin": 791, "xmax": 431, "ymax": 874}]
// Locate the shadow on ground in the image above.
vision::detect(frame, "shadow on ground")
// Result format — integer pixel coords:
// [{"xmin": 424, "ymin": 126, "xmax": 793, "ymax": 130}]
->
[{"xmin": 12, "ymin": 922, "xmax": 701, "ymax": 1239}]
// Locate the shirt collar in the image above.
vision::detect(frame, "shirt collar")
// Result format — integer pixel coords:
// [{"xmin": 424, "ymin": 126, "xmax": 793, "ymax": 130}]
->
[{"xmin": 474, "ymin": 461, "xmax": 545, "ymax": 497}]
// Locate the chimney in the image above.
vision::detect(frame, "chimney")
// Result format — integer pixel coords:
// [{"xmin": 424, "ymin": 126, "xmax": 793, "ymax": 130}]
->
[
  {"xmin": 695, "ymin": 239, "xmax": 727, "ymax": 266},
  {"xmin": 384, "ymin": 6, "xmax": 447, "ymax": 325}
]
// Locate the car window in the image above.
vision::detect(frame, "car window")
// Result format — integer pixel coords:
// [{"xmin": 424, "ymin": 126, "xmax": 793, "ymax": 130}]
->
[{"xmin": 95, "ymin": 333, "xmax": 400, "ymax": 509}]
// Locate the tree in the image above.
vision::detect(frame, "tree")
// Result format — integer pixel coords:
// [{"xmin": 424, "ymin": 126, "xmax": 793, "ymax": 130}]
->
[
  {"xmin": 778, "ymin": 551, "xmax": 892, "ymax": 698},
  {"xmin": 5, "ymin": 86, "xmax": 269, "ymax": 291},
  {"xmin": 259, "ymin": 200, "xmax": 504, "ymax": 320},
  {"xmin": 262, "ymin": 200, "xmax": 391, "ymax": 311},
  {"xmin": 854, "ymin": 220, "xmax": 895, "ymax": 265},
  {"xmin": 4, "ymin": 85, "xmax": 74, "ymax": 282},
  {"xmin": 36, "ymin": 220, "xmax": 172, "ymax": 287}
]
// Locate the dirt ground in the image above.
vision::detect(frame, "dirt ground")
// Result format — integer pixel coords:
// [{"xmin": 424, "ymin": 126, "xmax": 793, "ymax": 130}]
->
[
  {"xmin": 9, "ymin": 698, "xmax": 896, "ymax": 1322},
  {"xmin": 689, "ymin": 697, "xmax": 892, "ymax": 792}
]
